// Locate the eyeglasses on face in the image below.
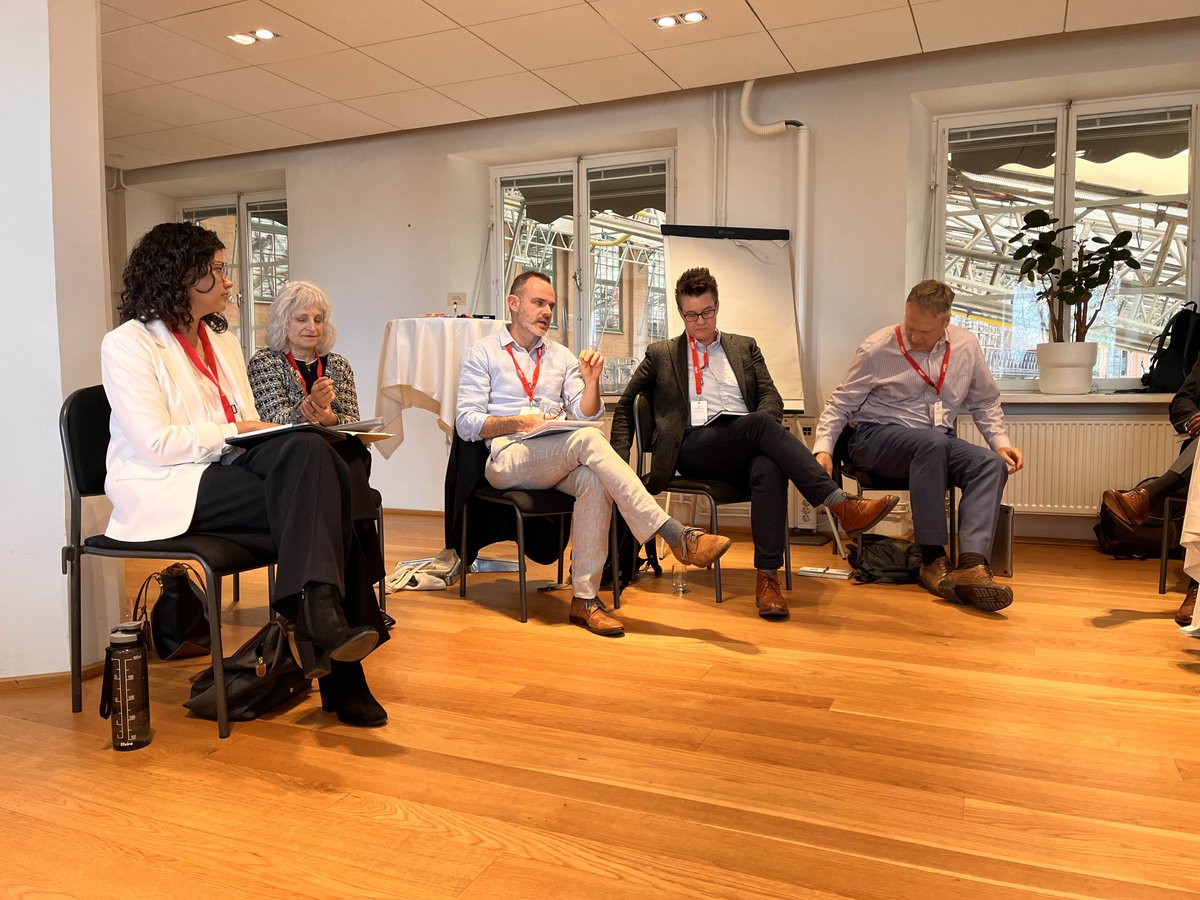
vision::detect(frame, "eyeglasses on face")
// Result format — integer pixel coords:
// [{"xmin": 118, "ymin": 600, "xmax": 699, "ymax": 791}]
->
[
  {"xmin": 681, "ymin": 307, "xmax": 717, "ymax": 323},
  {"xmin": 208, "ymin": 262, "xmax": 233, "ymax": 281}
]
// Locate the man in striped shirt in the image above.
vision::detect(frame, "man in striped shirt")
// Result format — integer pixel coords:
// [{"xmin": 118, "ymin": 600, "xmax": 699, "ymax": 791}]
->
[{"xmin": 813, "ymin": 280, "xmax": 1024, "ymax": 611}]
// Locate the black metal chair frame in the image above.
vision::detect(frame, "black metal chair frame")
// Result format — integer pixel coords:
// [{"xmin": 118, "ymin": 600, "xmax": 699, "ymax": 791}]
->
[
  {"xmin": 458, "ymin": 485, "xmax": 621, "ymax": 622},
  {"xmin": 1160, "ymin": 493, "xmax": 1189, "ymax": 594},
  {"xmin": 831, "ymin": 426, "xmax": 957, "ymax": 562},
  {"xmin": 60, "ymin": 385, "xmax": 278, "ymax": 739},
  {"xmin": 632, "ymin": 394, "xmax": 792, "ymax": 604}
]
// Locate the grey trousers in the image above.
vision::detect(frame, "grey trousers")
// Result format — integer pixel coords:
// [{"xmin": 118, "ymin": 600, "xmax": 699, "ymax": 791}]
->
[
  {"xmin": 849, "ymin": 423, "xmax": 1008, "ymax": 558},
  {"xmin": 1169, "ymin": 439, "xmax": 1197, "ymax": 477},
  {"xmin": 486, "ymin": 428, "xmax": 670, "ymax": 599}
]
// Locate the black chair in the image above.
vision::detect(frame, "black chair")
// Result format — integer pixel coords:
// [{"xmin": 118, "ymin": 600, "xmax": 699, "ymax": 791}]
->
[
  {"xmin": 449, "ymin": 433, "xmax": 620, "ymax": 623},
  {"xmin": 60, "ymin": 385, "xmax": 277, "ymax": 739},
  {"xmin": 632, "ymin": 394, "xmax": 792, "ymax": 604},
  {"xmin": 831, "ymin": 426, "xmax": 956, "ymax": 561}
]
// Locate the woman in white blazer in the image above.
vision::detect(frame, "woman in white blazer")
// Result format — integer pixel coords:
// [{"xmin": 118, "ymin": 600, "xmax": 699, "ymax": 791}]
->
[{"xmin": 101, "ymin": 223, "xmax": 388, "ymax": 727}]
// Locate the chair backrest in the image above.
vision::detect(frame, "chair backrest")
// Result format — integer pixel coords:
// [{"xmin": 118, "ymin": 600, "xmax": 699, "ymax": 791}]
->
[
  {"xmin": 60, "ymin": 385, "xmax": 111, "ymax": 502},
  {"xmin": 633, "ymin": 393, "xmax": 654, "ymax": 479}
]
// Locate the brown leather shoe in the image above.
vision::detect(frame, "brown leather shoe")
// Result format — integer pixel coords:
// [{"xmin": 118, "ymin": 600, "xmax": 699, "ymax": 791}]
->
[
  {"xmin": 755, "ymin": 572, "xmax": 789, "ymax": 620},
  {"xmin": 568, "ymin": 597, "xmax": 624, "ymax": 636},
  {"xmin": 918, "ymin": 556, "xmax": 955, "ymax": 600},
  {"xmin": 1176, "ymin": 581, "xmax": 1197, "ymax": 627},
  {"xmin": 1102, "ymin": 488, "xmax": 1150, "ymax": 527},
  {"xmin": 669, "ymin": 528, "xmax": 733, "ymax": 568},
  {"xmin": 830, "ymin": 494, "xmax": 899, "ymax": 537},
  {"xmin": 945, "ymin": 563, "xmax": 1013, "ymax": 612}
]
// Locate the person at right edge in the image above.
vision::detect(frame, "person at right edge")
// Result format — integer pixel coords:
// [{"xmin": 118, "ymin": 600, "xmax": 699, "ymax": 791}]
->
[
  {"xmin": 1102, "ymin": 357, "xmax": 1200, "ymax": 625},
  {"xmin": 813, "ymin": 280, "xmax": 1025, "ymax": 612}
]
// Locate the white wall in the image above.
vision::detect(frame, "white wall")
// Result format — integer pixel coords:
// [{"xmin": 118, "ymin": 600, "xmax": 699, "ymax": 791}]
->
[{"xmin": 121, "ymin": 20, "xmax": 1200, "ymax": 518}]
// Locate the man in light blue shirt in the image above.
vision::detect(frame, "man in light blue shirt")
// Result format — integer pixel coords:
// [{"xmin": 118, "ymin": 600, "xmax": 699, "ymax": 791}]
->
[{"xmin": 456, "ymin": 271, "xmax": 733, "ymax": 636}]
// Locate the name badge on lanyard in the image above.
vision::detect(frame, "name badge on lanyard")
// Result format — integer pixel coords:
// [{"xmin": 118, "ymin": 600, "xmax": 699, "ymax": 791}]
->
[
  {"xmin": 895, "ymin": 326, "xmax": 950, "ymax": 427},
  {"xmin": 689, "ymin": 336, "xmax": 710, "ymax": 426}
]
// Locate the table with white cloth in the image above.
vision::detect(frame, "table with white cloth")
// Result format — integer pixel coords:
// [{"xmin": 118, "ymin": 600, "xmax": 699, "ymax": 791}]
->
[{"xmin": 374, "ymin": 316, "xmax": 503, "ymax": 459}]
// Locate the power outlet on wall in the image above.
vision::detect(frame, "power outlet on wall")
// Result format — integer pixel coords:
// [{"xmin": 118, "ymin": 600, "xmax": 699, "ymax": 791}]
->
[{"xmin": 447, "ymin": 292, "xmax": 467, "ymax": 310}]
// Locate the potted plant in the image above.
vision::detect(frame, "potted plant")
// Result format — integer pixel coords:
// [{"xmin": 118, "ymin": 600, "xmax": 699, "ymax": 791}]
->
[{"xmin": 1008, "ymin": 209, "xmax": 1140, "ymax": 393}]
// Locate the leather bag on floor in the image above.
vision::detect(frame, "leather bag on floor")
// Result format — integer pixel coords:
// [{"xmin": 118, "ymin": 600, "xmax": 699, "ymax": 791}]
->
[
  {"xmin": 132, "ymin": 562, "xmax": 211, "ymax": 660},
  {"xmin": 183, "ymin": 620, "xmax": 310, "ymax": 721}
]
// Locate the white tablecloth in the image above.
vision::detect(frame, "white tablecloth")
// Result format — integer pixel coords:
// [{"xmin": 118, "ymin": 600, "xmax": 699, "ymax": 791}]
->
[{"xmin": 374, "ymin": 316, "xmax": 503, "ymax": 459}]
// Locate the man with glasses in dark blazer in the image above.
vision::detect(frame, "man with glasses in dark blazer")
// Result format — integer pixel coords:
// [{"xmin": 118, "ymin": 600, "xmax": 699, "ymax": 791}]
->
[{"xmin": 610, "ymin": 267, "xmax": 897, "ymax": 620}]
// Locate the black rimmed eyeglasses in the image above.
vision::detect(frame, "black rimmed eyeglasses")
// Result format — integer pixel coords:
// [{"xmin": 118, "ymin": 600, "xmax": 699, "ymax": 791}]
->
[{"xmin": 681, "ymin": 307, "xmax": 717, "ymax": 323}]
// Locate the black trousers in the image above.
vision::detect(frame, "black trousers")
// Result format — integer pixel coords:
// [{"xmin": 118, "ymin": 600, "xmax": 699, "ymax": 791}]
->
[
  {"xmin": 675, "ymin": 411, "xmax": 840, "ymax": 570},
  {"xmin": 190, "ymin": 432, "xmax": 387, "ymax": 643}
]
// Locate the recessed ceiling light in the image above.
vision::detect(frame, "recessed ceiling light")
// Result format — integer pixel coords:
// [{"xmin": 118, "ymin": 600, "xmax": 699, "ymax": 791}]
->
[
  {"xmin": 655, "ymin": 15, "xmax": 680, "ymax": 28},
  {"xmin": 681, "ymin": 10, "xmax": 706, "ymax": 23},
  {"xmin": 253, "ymin": 28, "xmax": 276, "ymax": 40},
  {"xmin": 227, "ymin": 32, "xmax": 256, "ymax": 45}
]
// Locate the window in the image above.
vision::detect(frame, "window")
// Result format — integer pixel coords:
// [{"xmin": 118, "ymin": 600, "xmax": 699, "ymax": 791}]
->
[
  {"xmin": 935, "ymin": 96, "xmax": 1195, "ymax": 383},
  {"xmin": 181, "ymin": 191, "xmax": 289, "ymax": 359},
  {"xmin": 493, "ymin": 151, "xmax": 673, "ymax": 395}
]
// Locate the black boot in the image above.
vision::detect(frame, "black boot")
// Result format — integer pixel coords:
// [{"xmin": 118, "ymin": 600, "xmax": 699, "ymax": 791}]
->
[
  {"xmin": 318, "ymin": 659, "xmax": 387, "ymax": 727},
  {"xmin": 295, "ymin": 583, "xmax": 379, "ymax": 679}
]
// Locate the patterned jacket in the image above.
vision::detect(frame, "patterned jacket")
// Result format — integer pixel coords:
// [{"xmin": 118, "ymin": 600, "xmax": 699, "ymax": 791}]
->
[{"xmin": 247, "ymin": 349, "xmax": 361, "ymax": 425}]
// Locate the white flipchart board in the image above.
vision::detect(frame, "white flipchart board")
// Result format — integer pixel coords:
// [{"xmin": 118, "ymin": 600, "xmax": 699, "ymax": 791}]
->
[{"xmin": 661, "ymin": 225, "xmax": 803, "ymax": 412}]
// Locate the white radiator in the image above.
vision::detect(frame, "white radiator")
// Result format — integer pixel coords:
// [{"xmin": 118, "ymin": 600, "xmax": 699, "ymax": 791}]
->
[{"xmin": 956, "ymin": 417, "xmax": 1178, "ymax": 516}]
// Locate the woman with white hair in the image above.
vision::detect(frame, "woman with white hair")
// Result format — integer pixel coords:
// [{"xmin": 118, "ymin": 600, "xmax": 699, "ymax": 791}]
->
[{"xmin": 248, "ymin": 280, "xmax": 360, "ymax": 427}]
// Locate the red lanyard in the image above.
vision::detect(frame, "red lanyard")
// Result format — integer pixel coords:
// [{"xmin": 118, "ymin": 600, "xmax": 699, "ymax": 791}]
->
[
  {"xmin": 504, "ymin": 342, "xmax": 543, "ymax": 405},
  {"xmin": 688, "ymin": 336, "xmax": 710, "ymax": 395},
  {"xmin": 895, "ymin": 326, "xmax": 950, "ymax": 396},
  {"xmin": 285, "ymin": 352, "xmax": 323, "ymax": 389},
  {"xmin": 172, "ymin": 324, "xmax": 237, "ymax": 423}
]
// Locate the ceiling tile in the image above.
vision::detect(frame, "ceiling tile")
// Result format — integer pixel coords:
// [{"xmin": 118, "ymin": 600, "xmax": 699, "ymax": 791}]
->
[
  {"xmin": 101, "ymin": 23, "xmax": 246, "ymax": 82},
  {"xmin": 771, "ymin": 7, "xmax": 921, "ymax": 73},
  {"xmin": 262, "ymin": 102, "xmax": 395, "ymax": 141},
  {"xmin": 103, "ymin": 105, "xmax": 172, "ymax": 138},
  {"xmin": 469, "ymin": 6, "xmax": 636, "ymax": 69},
  {"xmin": 536, "ymin": 53, "xmax": 679, "ymax": 105},
  {"xmin": 1065, "ymin": 0, "xmax": 1200, "ymax": 30},
  {"xmin": 423, "ymin": 0, "xmax": 583, "ymax": 27},
  {"xmin": 117, "ymin": 127, "xmax": 246, "ymax": 161},
  {"xmin": 266, "ymin": 0, "xmax": 456, "ymax": 45},
  {"xmin": 362, "ymin": 28, "xmax": 522, "ymax": 86},
  {"xmin": 102, "ymin": 63, "xmax": 156, "ymax": 95},
  {"xmin": 187, "ymin": 117, "xmax": 320, "ymax": 151},
  {"xmin": 438, "ymin": 72, "xmax": 576, "ymax": 118},
  {"xmin": 915, "ymin": 0, "xmax": 1066, "ymax": 52},
  {"xmin": 106, "ymin": 84, "xmax": 246, "ymax": 126},
  {"xmin": 105, "ymin": 138, "xmax": 176, "ymax": 169},
  {"xmin": 590, "ymin": 0, "xmax": 765, "ymax": 51},
  {"xmin": 100, "ymin": 4, "xmax": 142, "ymax": 33},
  {"xmin": 747, "ymin": 0, "xmax": 907, "ymax": 29},
  {"xmin": 646, "ymin": 32, "xmax": 792, "ymax": 89},
  {"xmin": 102, "ymin": 0, "xmax": 228, "ymax": 21},
  {"xmin": 173, "ymin": 67, "xmax": 329, "ymax": 114},
  {"xmin": 346, "ymin": 89, "xmax": 483, "ymax": 129},
  {"xmin": 156, "ymin": 0, "xmax": 346, "ymax": 64},
  {"xmin": 263, "ymin": 49, "xmax": 422, "ymax": 100}
]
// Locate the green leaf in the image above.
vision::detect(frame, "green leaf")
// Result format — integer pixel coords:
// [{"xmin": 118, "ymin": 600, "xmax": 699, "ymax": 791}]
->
[
  {"xmin": 1013, "ymin": 245, "xmax": 1032, "ymax": 260},
  {"xmin": 1019, "ymin": 258, "xmax": 1037, "ymax": 278},
  {"xmin": 1110, "ymin": 231, "xmax": 1132, "ymax": 248},
  {"xmin": 1127, "ymin": 258, "xmax": 1142, "ymax": 270},
  {"xmin": 1037, "ymin": 255, "xmax": 1057, "ymax": 275},
  {"xmin": 1090, "ymin": 236, "xmax": 1108, "ymax": 244},
  {"xmin": 1023, "ymin": 209, "xmax": 1052, "ymax": 228}
]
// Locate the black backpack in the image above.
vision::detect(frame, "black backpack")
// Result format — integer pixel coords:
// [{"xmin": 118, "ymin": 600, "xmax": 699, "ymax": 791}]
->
[
  {"xmin": 848, "ymin": 534, "xmax": 921, "ymax": 584},
  {"xmin": 1093, "ymin": 477, "xmax": 1184, "ymax": 560},
  {"xmin": 1142, "ymin": 301, "xmax": 1200, "ymax": 393}
]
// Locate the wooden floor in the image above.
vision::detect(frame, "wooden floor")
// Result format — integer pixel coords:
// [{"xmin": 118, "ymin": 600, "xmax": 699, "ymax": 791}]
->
[{"xmin": 4, "ymin": 515, "xmax": 1200, "ymax": 899}]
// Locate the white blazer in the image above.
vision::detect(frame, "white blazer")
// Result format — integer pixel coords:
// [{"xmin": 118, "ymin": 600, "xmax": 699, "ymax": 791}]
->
[{"xmin": 101, "ymin": 318, "xmax": 260, "ymax": 542}]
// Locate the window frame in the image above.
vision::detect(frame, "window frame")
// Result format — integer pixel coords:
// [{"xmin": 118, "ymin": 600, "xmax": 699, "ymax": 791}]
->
[{"xmin": 930, "ymin": 92, "xmax": 1199, "ymax": 390}]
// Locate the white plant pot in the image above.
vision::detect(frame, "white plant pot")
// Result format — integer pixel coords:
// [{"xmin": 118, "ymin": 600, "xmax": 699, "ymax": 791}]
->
[{"xmin": 1036, "ymin": 341, "xmax": 1097, "ymax": 394}]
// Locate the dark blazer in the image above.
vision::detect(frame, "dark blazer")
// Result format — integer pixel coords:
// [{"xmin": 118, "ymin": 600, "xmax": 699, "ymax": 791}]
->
[
  {"xmin": 1170, "ymin": 356, "xmax": 1200, "ymax": 432},
  {"xmin": 610, "ymin": 332, "xmax": 783, "ymax": 495}
]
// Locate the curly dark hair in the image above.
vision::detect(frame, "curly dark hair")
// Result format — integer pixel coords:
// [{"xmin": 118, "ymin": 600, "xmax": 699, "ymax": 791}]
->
[
  {"xmin": 674, "ymin": 267, "xmax": 719, "ymax": 308},
  {"xmin": 119, "ymin": 222, "xmax": 229, "ymax": 333}
]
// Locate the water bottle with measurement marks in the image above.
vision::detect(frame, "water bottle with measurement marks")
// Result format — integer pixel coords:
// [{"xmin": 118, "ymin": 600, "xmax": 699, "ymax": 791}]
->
[{"xmin": 98, "ymin": 622, "xmax": 152, "ymax": 750}]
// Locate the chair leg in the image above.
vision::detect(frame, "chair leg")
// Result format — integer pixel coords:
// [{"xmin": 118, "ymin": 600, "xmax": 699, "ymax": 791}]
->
[
  {"xmin": 232, "ymin": 572, "xmax": 240, "ymax": 605},
  {"xmin": 198, "ymin": 562, "xmax": 230, "ymax": 739},
  {"xmin": 513, "ymin": 508, "xmax": 529, "ymax": 623},
  {"xmin": 783, "ymin": 524, "xmax": 793, "ymax": 590},
  {"xmin": 377, "ymin": 503, "xmax": 387, "ymax": 612},
  {"xmin": 948, "ymin": 488, "xmax": 958, "ymax": 567},
  {"xmin": 611, "ymin": 514, "xmax": 621, "ymax": 609},
  {"xmin": 460, "ymin": 503, "xmax": 469, "ymax": 598},
  {"xmin": 1161, "ymin": 496, "xmax": 1175, "ymax": 595},
  {"xmin": 556, "ymin": 516, "xmax": 565, "ymax": 585},
  {"xmin": 68, "ymin": 552, "xmax": 83, "ymax": 713},
  {"xmin": 710, "ymin": 498, "xmax": 723, "ymax": 604}
]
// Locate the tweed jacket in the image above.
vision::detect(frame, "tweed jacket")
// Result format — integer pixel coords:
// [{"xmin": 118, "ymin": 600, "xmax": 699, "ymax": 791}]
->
[
  {"xmin": 247, "ymin": 349, "xmax": 361, "ymax": 426},
  {"xmin": 101, "ymin": 318, "xmax": 260, "ymax": 542},
  {"xmin": 610, "ymin": 332, "xmax": 784, "ymax": 495}
]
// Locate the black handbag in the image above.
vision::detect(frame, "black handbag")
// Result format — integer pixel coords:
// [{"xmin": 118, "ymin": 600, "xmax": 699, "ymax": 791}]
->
[
  {"xmin": 848, "ymin": 534, "xmax": 922, "ymax": 584},
  {"xmin": 131, "ymin": 563, "xmax": 211, "ymax": 660},
  {"xmin": 183, "ymin": 620, "xmax": 311, "ymax": 721}
]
